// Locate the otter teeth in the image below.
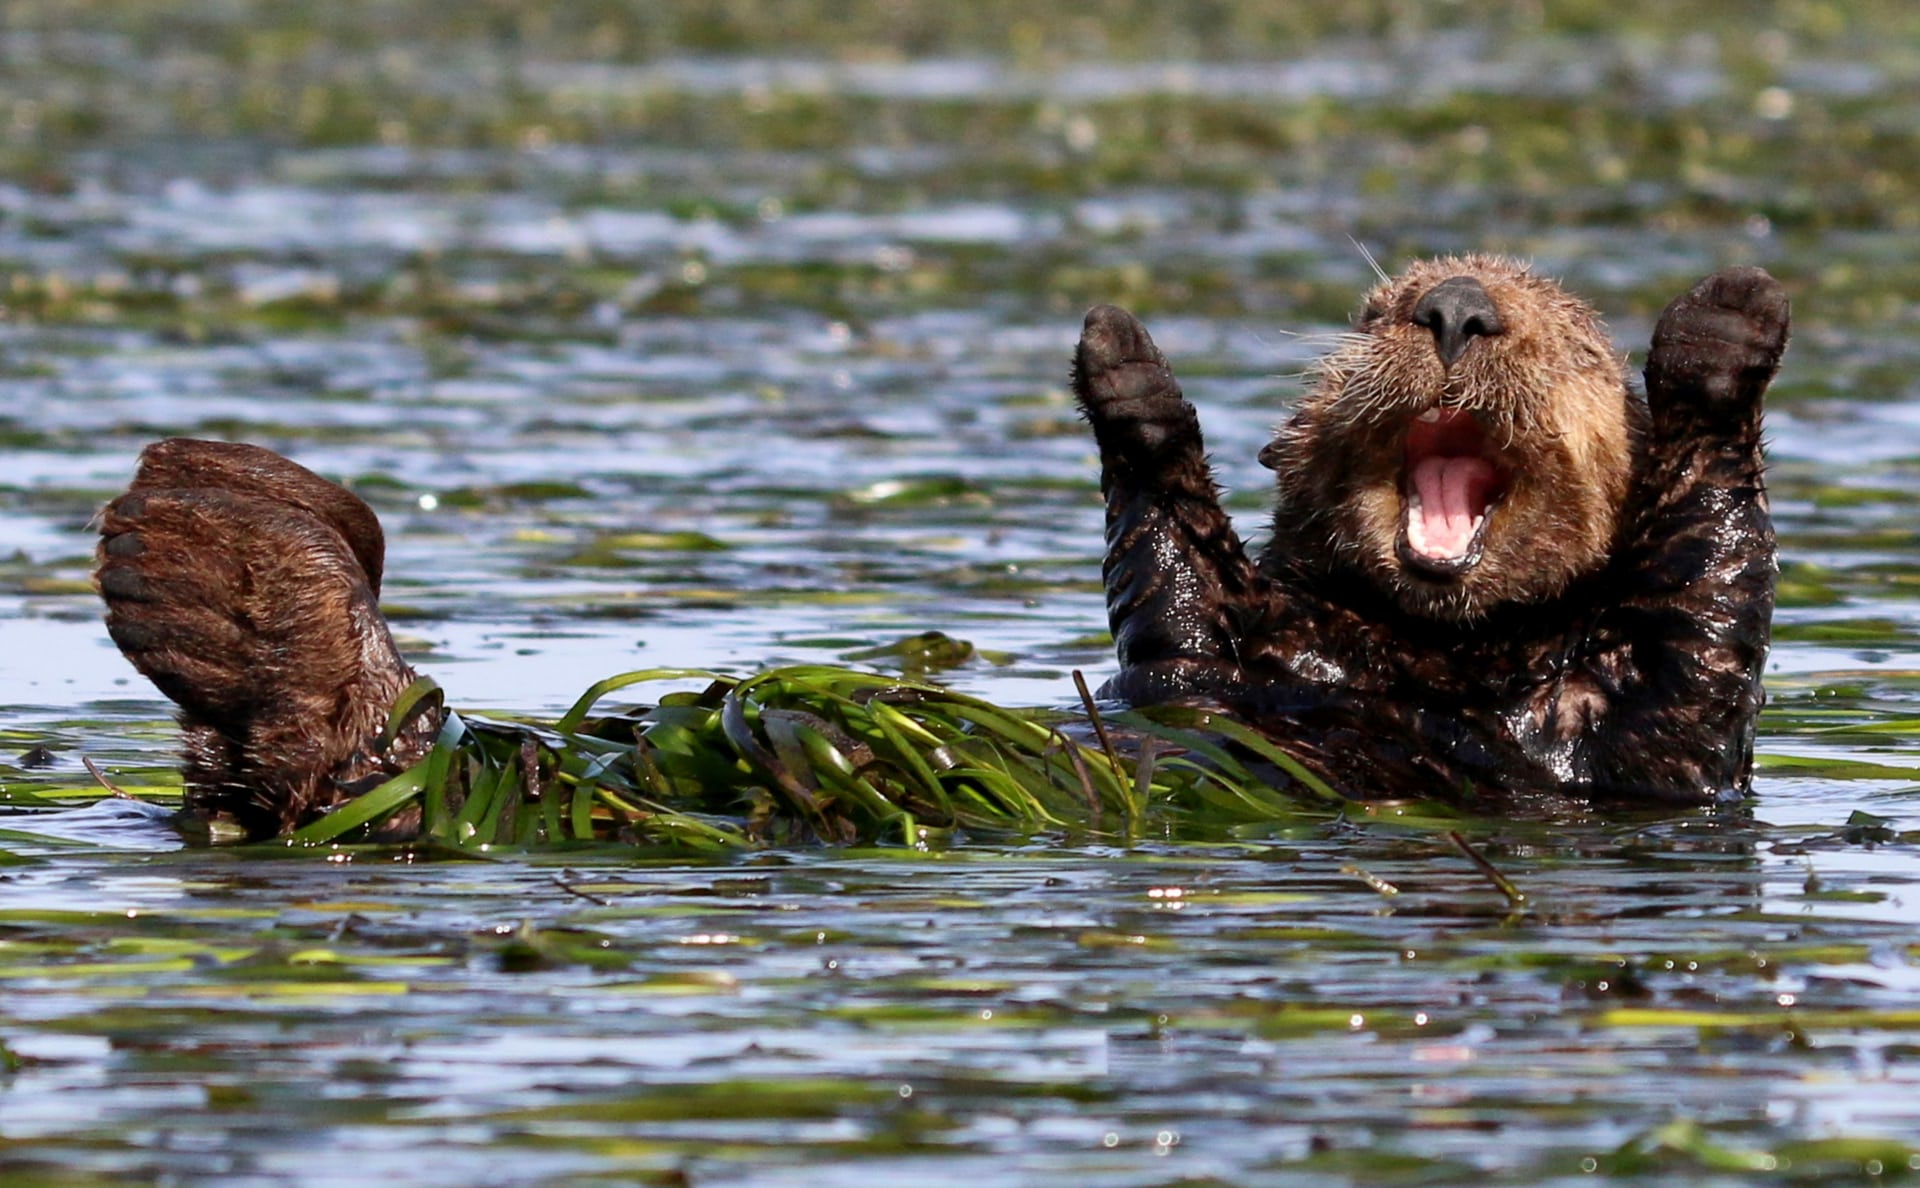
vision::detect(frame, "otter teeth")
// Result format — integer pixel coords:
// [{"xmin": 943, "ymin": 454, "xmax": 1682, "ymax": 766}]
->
[
  {"xmin": 1415, "ymin": 407, "xmax": 1443, "ymax": 423},
  {"xmin": 1406, "ymin": 489, "xmax": 1484, "ymax": 560},
  {"xmin": 1406, "ymin": 455, "xmax": 1496, "ymax": 561}
]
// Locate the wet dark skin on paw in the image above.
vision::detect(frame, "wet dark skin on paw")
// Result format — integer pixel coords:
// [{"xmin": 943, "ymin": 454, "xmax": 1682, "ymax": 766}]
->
[{"xmin": 1073, "ymin": 258, "xmax": 1786, "ymax": 808}]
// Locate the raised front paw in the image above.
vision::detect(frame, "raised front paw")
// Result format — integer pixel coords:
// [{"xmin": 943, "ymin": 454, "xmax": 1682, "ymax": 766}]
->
[
  {"xmin": 1644, "ymin": 267, "xmax": 1790, "ymax": 418},
  {"xmin": 1071, "ymin": 304, "xmax": 1199, "ymax": 457}
]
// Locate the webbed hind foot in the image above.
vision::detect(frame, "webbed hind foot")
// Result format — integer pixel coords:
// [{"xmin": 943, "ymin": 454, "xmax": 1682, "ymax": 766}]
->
[{"xmin": 97, "ymin": 439, "xmax": 434, "ymax": 839}]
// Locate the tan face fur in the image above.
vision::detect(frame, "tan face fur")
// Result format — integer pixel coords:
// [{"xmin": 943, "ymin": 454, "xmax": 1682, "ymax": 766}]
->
[{"xmin": 1260, "ymin": 255, "xmax": 1639, "ymax": 622}]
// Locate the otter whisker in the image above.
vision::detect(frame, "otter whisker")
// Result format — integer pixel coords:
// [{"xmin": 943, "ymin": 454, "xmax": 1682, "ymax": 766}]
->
[{"xmin": 1348, "ymin": 235, "xmax": 1392, "ymax": 285}]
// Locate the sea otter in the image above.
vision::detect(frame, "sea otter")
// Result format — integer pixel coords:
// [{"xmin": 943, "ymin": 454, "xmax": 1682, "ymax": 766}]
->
[
  {"xmin": 93, "ymin": 260, "xmax": 1785, "ymax": 837},
  {"xmin": 1072, "ymin": 258, "xmax": 1786, "ymax": 806}
]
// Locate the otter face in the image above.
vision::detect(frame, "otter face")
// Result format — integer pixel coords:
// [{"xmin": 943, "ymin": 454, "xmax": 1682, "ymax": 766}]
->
[{"xmin": 1262, "ymin": 255, "xmax": 1637, "ymax": 621}]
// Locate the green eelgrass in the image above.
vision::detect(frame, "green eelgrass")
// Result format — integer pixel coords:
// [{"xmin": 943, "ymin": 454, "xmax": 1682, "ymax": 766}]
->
[{"xmin": 282, "ymin": 666, "xmax": 1344, "ymax": 852}]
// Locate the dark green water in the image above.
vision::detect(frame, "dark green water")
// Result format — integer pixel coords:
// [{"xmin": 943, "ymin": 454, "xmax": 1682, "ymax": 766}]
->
[{"xmin": 2, "ymin": 4, "xmax": 1919, "ymax": 1183}]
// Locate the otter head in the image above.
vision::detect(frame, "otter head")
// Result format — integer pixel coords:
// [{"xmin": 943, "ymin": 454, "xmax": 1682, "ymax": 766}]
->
[{"xmin": 1261, "ymin": 255, "xmax": 1638, "ymax": 621}]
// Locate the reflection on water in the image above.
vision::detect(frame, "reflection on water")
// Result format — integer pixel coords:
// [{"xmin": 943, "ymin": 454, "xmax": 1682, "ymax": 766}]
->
[{"xmin": 2, "ymin": 3, "xmax": 1920, "ymax": 1182}]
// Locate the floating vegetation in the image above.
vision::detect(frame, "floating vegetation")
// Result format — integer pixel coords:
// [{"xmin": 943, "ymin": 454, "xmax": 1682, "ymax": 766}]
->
[{"xmin": 261, "ymin": 664, "xmax": 1344, "ymax": 854}]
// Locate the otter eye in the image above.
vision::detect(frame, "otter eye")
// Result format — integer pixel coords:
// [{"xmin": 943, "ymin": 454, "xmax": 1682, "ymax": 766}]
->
[{"xmin": 1355, "ymin": 303, "xmax": 1386, "ymax": 330}]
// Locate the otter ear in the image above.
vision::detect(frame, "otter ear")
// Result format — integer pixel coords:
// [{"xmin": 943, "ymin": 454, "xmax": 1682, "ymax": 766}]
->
[
  {"xmin": 1257, "ymin": 440, "xmax": 1284, "ymax": 470},
  {"xmin": 127, "ymin": 438, "xmax": 389, "ymax": 595},
  {"xmin": 1644, "ymin": 268, "xmax": 1790, "ymax": 421}
]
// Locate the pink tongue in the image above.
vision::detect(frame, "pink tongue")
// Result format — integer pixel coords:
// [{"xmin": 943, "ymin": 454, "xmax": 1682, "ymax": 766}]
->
[{"xmin": 1409, "ymin": 455, "xmax": 1496, "ymax": 559}]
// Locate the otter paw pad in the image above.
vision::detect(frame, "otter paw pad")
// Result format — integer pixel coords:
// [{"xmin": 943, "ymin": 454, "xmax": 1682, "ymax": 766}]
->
[
  {"xmin": 1071, "ymin": 304, "xmax": 1195, "ymax": 435},
  {"xmin": 1647, "ymin": 267, "xmax": 1790, "ymax": 414}
]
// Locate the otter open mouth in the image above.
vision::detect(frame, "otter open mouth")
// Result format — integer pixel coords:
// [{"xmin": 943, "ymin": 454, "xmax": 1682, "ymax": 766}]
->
[{"xmin": 1398, "ymin": 407, "xmax": 1508, "ymax": 577}]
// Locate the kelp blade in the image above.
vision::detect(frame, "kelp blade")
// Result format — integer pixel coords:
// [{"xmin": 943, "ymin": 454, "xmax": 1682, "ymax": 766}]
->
[{"xmin": 277, "ymin": 665, "xmax": 1337, "ymax": 851}]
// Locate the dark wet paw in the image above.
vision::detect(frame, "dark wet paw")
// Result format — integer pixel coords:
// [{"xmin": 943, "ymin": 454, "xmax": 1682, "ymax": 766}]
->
[
  {"xmin": 1071, "ymin": 305, "xmax": 1195, "ymax": 445},
  {"xmin": 1645, "ymin": 267, "xmax": 1790, "ymax": 417}
]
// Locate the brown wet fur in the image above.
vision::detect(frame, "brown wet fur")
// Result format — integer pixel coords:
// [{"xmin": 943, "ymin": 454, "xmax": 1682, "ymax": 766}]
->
[
  {"xmin": 1074, "ymin": 262, "xmax": 1786, "ymax": 808},
  {"xmin": 1263, "ymin": 255, "xmax": 1639, "ymax": 621},
  {"xmin": 96, "ymin": 439, "xmax": 439, "ymax": 839}
]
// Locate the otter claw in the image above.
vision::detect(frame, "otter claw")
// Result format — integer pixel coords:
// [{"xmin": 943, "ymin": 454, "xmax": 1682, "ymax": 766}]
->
[{"xmin": 1645, "ymin": 266, "xmax": 1790, "ymax": 416}]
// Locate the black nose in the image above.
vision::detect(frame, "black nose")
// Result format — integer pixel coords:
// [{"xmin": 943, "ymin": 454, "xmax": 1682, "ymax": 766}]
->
[{"xmin": 1411, "ymin": 276, "xmax": 1504, "ymax": 368}]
